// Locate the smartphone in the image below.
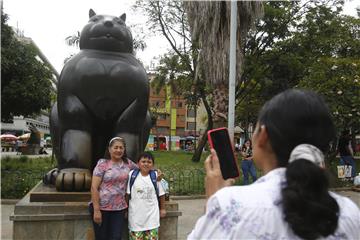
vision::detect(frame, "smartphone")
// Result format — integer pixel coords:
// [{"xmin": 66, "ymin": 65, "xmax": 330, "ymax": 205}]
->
[{"xmin": 207, "ymin": 127, "xmax": 240, "ymax": 179}]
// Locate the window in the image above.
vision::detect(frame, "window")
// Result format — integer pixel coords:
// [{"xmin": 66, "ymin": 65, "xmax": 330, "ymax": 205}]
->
[
  {"xmin": 187, "ymin": 109, "xmax": 196, "ymax": 118},
  {"xmin": 177, "ymin": 102, "xmax": 183, "ymax": 108},
  {"xmin": 157, "ymin": 127, "xmax": 169, "ymax": 134},
  {"xmin": 187, "ymin": 122, "xmax": 196, "ymax": 130},
  {"xmin": 177, "ymin": 127, "xmax": 185, "ymax": 135},
  {"xmin": 158, "ymin": 114, "xmax": 167, "ymax": 120}
]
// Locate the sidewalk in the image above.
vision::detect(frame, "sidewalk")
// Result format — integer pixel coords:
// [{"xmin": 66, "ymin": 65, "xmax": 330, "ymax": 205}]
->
[
  {"xmin": 1, "ymin": 191, "xmax": 359, "ymax": 240},
  {"xmin": 0, "ymin": 198, "xmax": 206, "ymax": 240},
  {"xmin": 1, "ymin": 148, "xmax": 53, "ymax": 158},
  {"xmin": 177, "ymin": 198, "xmax": 206, "ymax": 239}
]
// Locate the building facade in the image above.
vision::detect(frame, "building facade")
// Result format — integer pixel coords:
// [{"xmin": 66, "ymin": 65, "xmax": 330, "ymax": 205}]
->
[
  {"xmin": 1, "ymin": 115, "xmax": 50, "ymax": 138},
  {"xmin": 147, "ymin": 73, "xmax": 207, "ymax": 151}
]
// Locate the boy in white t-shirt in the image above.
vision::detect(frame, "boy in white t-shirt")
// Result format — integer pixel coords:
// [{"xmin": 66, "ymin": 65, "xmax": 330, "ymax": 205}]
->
[{"xmin": 126, "ymin": 152, "xmax": 166, "ymax": 240}]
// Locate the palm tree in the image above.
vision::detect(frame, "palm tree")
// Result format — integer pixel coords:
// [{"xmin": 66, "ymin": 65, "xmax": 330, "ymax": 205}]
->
[{"xmin": 184, "ymin": 1, "xmax": 263, "ymax": 127}]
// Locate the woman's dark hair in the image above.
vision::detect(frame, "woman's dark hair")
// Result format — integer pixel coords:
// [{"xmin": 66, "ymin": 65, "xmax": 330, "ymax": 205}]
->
[
  {"xmin": 257, "ymin": 89, "xmax": 339, "ymax": 239},
  {"xmin": 241, "ymin": 139, "xmax": 252, "ymax": 150},
  {"xmin": 136, "ymin": 152, "xmax": 155, "ymax": 164},
  {"xmin": 104, "ymin": 137, "xmax": 128, "ymax": 163}
]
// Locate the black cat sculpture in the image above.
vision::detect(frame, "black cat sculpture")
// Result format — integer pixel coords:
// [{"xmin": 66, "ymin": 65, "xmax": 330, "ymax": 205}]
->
[{"xmin": 45, "ymin": 9, "xmax": 151, "ymax": 191}]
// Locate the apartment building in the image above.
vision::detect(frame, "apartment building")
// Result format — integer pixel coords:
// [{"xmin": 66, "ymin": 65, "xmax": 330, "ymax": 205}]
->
[{"xmin": 146, "ymin": 73, "xmax": 206, "ymax": 151}]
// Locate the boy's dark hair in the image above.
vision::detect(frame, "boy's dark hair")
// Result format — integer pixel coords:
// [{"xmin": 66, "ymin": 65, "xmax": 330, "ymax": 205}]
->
[{"xmin": 137, "ymin": 152, "xmax": 155, "ymax": 164}]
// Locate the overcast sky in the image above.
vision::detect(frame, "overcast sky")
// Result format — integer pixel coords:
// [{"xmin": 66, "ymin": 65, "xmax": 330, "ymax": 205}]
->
[
  {"xmin": 3, "ymin": 0, "xmax": 171, "ymax": 73},
  {"xmin": 3, "ymin": 0, "xmax": 359, "ymax": 74}
]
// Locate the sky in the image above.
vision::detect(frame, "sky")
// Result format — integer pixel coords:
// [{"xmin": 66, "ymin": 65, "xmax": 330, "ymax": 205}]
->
[
  {"xmin": 3, "ymin": 0, "xmax": 359, "ymax": 75},
  {"xmin": 3, "ymin": 0, "xmax": 171, "ymax": 73}
]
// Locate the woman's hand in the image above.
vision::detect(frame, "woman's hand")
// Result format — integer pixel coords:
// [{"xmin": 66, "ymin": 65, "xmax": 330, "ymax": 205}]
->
[
  {"xmin": 156, "ymin": 168, "xmax": 163, "ymax": 181},
  {"xmin": 93, "ymin": 209, "xmax": 102, "ymax": 225},
  {"xmin": 160, "ymin": 209, "xmax": 167, "ymax": 218},
  {"xmin": 205, "ymin": 149, "xmax": 235, "ymax": 199}
]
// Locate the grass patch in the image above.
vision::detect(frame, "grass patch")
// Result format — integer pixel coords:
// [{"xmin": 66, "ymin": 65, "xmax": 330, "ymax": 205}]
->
[
  {"xmin": 1, "ymin": 155, "xmax": 56, "ymax": 171},
  {"xmin": 152, "ymin": 151, "xmax": 208, "ymax": 195},
  {"xmin": 152, "ymin": 150, "xmax": 207, "ymax": 170},
  {"xmin": 1, "ymin": 155, "xmax": 56, "ymax": 199}
]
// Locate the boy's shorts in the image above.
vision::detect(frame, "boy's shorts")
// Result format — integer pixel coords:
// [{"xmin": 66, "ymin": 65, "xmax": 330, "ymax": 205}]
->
[{"xmin": 129, "ymin": 228, "xmax": 158, "ymax": 240}]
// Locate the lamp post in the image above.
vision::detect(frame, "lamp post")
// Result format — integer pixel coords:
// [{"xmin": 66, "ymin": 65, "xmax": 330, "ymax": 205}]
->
[{"xmin": 228, "ymin": 0, "xmax": 237, "ymax": 142}]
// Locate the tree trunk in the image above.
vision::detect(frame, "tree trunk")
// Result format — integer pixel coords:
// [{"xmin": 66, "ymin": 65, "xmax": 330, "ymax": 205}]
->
[
  {"xmin": 212, "ymin": 83, "xmax": 228, "ymax": 128},
  {"xmin": 192, "ymin": 87, "xmax": 213, "ymax": 162}
]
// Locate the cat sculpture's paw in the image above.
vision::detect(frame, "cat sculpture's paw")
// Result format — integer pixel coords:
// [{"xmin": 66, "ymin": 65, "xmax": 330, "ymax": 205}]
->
[{"xmin": 55, "ymin": 168, "xmax": 92, "ymax": 191}]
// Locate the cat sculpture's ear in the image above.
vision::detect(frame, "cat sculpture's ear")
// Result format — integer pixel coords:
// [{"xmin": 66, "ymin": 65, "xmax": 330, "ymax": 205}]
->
[
  {"xmin": 120, "ymin": 13, "xmax": 126, "ymax": 22},
  {"xmin": 89, "ymin": 9, "xmax": 96, "ymax": 18}
]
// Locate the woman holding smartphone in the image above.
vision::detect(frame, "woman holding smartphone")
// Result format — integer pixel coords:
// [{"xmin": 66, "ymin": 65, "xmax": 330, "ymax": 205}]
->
[
  {"xmin": 188, "ymin": 89, "xmax": 360, "ymax": 239},
  {"xmin": 240, "ymin": 139, "xmax": 257, "ymax": 184}
]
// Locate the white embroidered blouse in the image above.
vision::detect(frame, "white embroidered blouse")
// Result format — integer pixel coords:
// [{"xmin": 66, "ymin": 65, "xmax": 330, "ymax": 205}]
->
[{"xmin": 188, "ymin": 168, "xmax": 360, "ymax": 240}]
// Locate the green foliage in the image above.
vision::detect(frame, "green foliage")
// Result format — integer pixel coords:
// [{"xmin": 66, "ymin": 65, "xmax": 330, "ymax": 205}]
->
[
  {"xmin": 237, "ymin": 1, "xmax": 307, "ymax": 126},
  {"xmin": 1, "ymin": 156, "xmax": 55, "ymax": 171},
  {"xmin": 237, "ymin": 0, "xmax": 360, "ymax": 135},
  {"xmin": 1, "ymin": 11, "xmax": 53, "ymax": 122},
  {"xmin": 1, "ymin": 156, "xmax": 56, "ymax": 199},
  {"xmin": 134, "ymin": 0, "xmax": 213, "ymax": 162},
  {"xmin": 298, "ymin": 58, "xmax": 360, "ymax": 132}
]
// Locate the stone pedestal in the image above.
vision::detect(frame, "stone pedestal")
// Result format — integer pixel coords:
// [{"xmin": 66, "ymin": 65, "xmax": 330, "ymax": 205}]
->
[{"xmin": 11, "ymin": 182, "xmax": 182, "ymax": 239}]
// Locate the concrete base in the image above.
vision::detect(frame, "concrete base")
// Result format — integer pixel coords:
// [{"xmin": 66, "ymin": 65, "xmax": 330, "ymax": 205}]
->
[{"xmin": 11, "ymin": 182, "xmax": 182, "ymax": 239}]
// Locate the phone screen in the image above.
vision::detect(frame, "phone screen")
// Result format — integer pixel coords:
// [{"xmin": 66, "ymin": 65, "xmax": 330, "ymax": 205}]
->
[{"xmin": 208, "ymin": 128, "xmax": 239, "ymax": 179}]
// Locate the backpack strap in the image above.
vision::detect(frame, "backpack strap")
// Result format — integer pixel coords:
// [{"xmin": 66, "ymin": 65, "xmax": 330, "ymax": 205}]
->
[
  {"xmin": 149, "ymin": 170, "xmax": 159, "ymax": 198},
  {"xmin": 129, "ymin": 169, "xmax": 159, "ymax": 200},
  {"xmin": 129, "ymin": 169, "xmax": 140, "ymax": 199}
]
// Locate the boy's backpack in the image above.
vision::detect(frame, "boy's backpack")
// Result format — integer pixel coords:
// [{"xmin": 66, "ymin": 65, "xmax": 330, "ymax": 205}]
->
[{"xmin": 129, "ymin": 169, "xmax": 159, "ymax": 199}]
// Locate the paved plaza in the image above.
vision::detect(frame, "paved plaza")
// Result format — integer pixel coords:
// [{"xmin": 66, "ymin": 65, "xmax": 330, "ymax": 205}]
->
[{"xmin": 1, "ymin": 191, "xmax": 359, "ymax": 240}]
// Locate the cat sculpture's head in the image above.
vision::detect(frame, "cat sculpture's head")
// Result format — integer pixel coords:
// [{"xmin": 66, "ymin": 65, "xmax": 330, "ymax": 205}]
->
[{"xmin": 80, "ymin": 9, "xmax": 133, "ymax": 53}]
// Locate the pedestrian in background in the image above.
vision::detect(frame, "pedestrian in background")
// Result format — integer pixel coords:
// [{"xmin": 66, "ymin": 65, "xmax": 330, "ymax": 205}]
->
[
  {"xmin": 240, "ymin": 139, "xmax": 257, "ymax": 184},
  {"xmin": 337, "ymin": 129, "xmax": 356, "ymax": 179}
]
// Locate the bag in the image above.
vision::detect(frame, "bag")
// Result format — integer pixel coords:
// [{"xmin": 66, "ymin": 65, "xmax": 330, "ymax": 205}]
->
[
  {"xmin": 337, "ymin": 165, "xmax": 352, "ymax": 178},
  {"xmin": 129, "ymin": 169, "xmax": 159, "ymax": 199},
  {"xmin": 354, "ymin": 174, "xmax": 360, "ymax": 186},
  {"xmin": 337, "ymin": 166, "xmax": 345, "ymax": 178},
  {"xmin": 344, "ymin": 165, "xmax": 352, "ymax": 178},
  {"xmin": 160, "ymin": 179, "xmax": 169, "ymax": 193},
  {"xmin": 160, "ymin": 178, "xmax": 170, "ymax": 201}
]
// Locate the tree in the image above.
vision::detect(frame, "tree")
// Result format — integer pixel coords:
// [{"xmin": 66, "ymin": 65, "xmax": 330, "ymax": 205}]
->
[
  {"xmin": 299, "ymin": 59, "xmax": 360, "ymax": 132},
  {"xmin": 134, "ymin": 0, "xmax": 213, "ymax": 161},
  {"xmin": 235, "ymin": 0, "xmax": 360, "ymax": 139},
  {"xmin": 235, "ymin": 1, "xmax": 304, "ymax": 133},
  {"xmin": 184, "ymin": 1, "xmax": 263, "ymax": 127},
  {"xmin": 1, "ymin": 12, "xmax": 53, "ymax": 122},
  {"xmin": 292, "ymin": 1, "xmax": 360, "ymax": 136}
]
